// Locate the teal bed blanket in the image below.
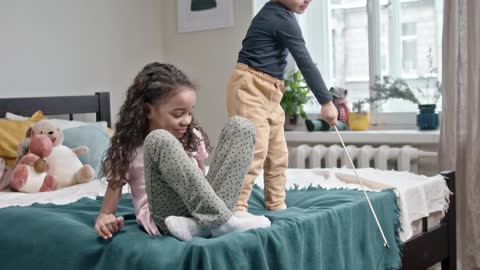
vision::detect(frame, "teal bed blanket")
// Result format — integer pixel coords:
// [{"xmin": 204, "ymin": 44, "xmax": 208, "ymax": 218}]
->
[{"xmin": 0, "ymin": 186, "xmax": 402, "ymax": 270}]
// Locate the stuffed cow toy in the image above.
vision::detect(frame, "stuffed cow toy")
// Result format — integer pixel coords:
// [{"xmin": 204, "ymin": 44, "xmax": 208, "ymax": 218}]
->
[
  {"xmin": 10, "ymin": 120, "xmax": 94, "ymax": 192},
  {"xmin": 329, "ymin": 86, "xmax": 350, "ymax": 125}
]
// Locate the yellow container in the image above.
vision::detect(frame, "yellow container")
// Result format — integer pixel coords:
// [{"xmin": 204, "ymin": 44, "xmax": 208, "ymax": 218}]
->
[{"xmin": 348, "ymin": 112, "xmax": 370, "ymax": 131}]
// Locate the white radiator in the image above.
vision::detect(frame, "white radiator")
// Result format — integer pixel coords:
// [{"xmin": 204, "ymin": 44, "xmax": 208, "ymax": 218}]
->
[{"xmin": 289, "ymin": 144, "xmax": 437, "ymax": 172}]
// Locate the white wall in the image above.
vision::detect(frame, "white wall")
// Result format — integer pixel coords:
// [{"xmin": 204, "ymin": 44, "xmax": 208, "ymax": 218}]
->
[
  {"xmin": 161, "ymin": 0, "xmax": 254, "ymax": 149},
  {"xmin": 1, "ymin": 0, "xmax": 255, "ymax": 150},
  {"xmin": 0, "ymin": 0, "xmax": 164, "ymax": 122}
]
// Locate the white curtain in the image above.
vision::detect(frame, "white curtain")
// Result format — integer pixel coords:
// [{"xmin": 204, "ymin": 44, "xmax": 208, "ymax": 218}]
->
[{"xmin": 439, "ymin": 0, "xmax": 480, "ymax": 269}]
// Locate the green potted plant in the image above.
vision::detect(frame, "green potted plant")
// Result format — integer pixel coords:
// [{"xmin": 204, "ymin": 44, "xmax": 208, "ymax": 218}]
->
[
  {"xmin": 369, "ymin": 49, "xmax": 442, "ymax": 130},
  {"xmin": 370, "ymin": 74, "xmax": 442, "ymax": 130},
  {"xmin": 414, "ymin": 49, "xmax": 442, "ymax": 130},
  {"xmin": 281, "ymin": 70, "xmax": 313, "ymax": 130}
]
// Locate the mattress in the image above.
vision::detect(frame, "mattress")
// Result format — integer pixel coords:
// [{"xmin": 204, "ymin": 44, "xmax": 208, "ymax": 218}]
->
[
  {"xmin": 0, "ymin": 167, "xmax": 451, "ymax": 242},
  {"xmin": 0, "ymin": 181, "xmax": 402, "ymax": 270}
]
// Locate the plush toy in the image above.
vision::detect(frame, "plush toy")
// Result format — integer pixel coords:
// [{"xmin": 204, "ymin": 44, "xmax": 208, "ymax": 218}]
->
[
  {"xmin": 11, "ymin": 134, "xmax": 56, "ymax": 192},
  {"xmin": 0, "ymin": 158, "xmax": 11, "ymax": 191},
  {"xmin": 329, "ymin": 87, "xmax": 350, "ymax": 125},
  {"xmin": 10, "ymin": 120, "xmax": 95, "ymax": 192}
]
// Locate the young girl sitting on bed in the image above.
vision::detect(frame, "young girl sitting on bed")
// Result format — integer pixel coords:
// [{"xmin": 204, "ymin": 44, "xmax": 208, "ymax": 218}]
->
[{"xmin": 95, "ymin": 62, "xmax": 271, "ymax": 241}]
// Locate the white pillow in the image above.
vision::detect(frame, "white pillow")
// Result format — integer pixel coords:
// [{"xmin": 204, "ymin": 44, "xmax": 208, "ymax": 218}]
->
[
  {"xmin": 5, "ymin": 112, "xmax": 28, "ymax": 120},
  {"xmin": 6, "ymin": 112, "xmax": 107, "ymax": 130},
  {"xmin": 48, "ymin": 119, "xmax": 108, "ymax": 130}
]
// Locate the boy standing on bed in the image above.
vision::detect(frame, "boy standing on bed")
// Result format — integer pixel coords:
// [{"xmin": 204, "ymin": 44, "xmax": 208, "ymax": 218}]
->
[{"xmin": 226, "ymin": 0, "xmax": 338, "ymax": 213}]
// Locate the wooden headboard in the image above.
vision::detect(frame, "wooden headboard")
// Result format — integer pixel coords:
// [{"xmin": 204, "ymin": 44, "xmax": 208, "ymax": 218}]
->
[{"xmin": 0, "ymin": 92, "xmax": 111, "ymax": 127}]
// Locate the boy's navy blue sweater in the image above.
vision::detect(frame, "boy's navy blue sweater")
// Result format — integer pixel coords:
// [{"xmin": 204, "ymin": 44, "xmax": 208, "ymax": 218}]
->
[{"xmin": 238, "ymin": 2, "xmax": 332, "ymax": 105}]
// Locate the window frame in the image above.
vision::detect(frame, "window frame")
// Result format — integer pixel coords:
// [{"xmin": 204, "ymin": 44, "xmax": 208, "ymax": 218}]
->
[{"xmin": 299, "ymin": 0, "xmax": 442, "ymax": 126}]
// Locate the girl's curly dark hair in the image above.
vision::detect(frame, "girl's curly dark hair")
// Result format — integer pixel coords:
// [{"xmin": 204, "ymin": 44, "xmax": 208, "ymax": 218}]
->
[{"xmin": 102, "ymin": 62, "xmax": 211, "ymax": 188}]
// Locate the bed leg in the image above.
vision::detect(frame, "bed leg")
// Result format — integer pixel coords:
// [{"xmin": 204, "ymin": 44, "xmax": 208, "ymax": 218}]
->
[{"xmin": 441, "ymin": 171, "xmax": 456, "ymax": 270}]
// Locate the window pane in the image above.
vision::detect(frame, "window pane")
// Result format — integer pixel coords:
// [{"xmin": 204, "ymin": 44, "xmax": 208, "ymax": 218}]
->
[
  {"xmin": 401, "ymin": 0, "xmax": 440, "ymax": 75},
  {"xmin": 330, "ymin": 0, "xmax": 369, "ymax": 110},
  {"xmin": 402, "ymin": 39, "xmax": 417, "ymax": 74},
  {"xmin": 379, "ymin": 1, "xmax": 390, "ymax": 75},
  {"xmin": 402, "ymin": 22, "xmax": 416, "ymax": 35},
  {"xmin": 379, "ymin": 0, "xmax": 443, "ymax": 112}
]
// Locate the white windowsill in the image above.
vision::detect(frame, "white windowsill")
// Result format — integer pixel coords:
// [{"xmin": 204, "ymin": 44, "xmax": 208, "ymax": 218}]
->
[{"xmin": 285, "ymin": 129, "xmax": 439, "ymax": 145}]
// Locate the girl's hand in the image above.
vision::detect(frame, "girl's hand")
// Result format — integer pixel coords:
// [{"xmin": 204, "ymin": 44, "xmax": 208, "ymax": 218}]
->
[
  {"xmin": 95, "ymin": 214, "xmax": 125, "ymax": 239},
  {"xmin": 319, "ymin": 101, "xmax": 339, "ymax": 127}
]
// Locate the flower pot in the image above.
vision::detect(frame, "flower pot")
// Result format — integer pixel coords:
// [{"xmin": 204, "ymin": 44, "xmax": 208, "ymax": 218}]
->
[
  {"xmin": 284, "ymin": 114, "xmax": 298, "ymax": 131},
  {"xmin": 416, "ymin": 104, "xmax": 439, "ymax": 130},
  {"xmin": 348, "ymin": 112, "xmax": 370, "ymax": 131}
]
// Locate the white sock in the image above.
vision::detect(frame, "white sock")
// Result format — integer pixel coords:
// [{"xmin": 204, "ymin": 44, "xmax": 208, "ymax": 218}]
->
[
  {"xmin": 234, "ymin": 210, "xmax": 257, "ymax": 218},
  {"xmin": 211, "ymin": 215, "xmax": 271, "ymax": 238},
  {"xmin": 165, "ymin": 216, "xmax": 210, "ymax": 241},
  {"xmin": 234, "ymin": 210, "xmax": 271, "ymax": 223}
]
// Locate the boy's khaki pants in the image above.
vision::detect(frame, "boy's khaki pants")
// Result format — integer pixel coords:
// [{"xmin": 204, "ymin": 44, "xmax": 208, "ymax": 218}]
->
[{"xmin": 226, "ymin": 63, "xmax": 288, "ymax": 211}]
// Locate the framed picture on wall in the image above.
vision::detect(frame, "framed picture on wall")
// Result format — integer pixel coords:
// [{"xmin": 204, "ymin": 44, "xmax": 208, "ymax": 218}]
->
[{"xmin": 178, "ymin": 0, "xmax": 234, "ymax": 32}]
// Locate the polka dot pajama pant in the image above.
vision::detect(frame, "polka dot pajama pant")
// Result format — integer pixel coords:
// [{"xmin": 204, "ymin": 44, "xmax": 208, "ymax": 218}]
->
[{"xmin": 143, "ymin": 116, "xmax": 256, "ymax": 234}]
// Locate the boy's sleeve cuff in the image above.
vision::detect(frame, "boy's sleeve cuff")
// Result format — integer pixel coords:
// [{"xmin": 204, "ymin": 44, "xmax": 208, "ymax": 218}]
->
[{"xmin": 317, "ymin": 95, "xmax": 333, "ymax": 105}]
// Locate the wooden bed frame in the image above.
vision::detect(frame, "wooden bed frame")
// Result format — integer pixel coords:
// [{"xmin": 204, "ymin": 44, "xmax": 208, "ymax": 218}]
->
[
  {"xmin": 0, "ymin": 92, "xmax": 111, "ymax": 127},
  {"xmin": 402, "ymin": 170, "xmax": 456, "ymax": 270},
  {"xmin": 0, "ymin": 92, "xmax": 456, "ymax": 270}
]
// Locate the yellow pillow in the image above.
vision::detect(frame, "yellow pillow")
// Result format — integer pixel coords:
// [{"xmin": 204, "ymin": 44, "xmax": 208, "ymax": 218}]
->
[{"xmin": 0, "ymin": 111, "xmax": 46, "ymax": 168}]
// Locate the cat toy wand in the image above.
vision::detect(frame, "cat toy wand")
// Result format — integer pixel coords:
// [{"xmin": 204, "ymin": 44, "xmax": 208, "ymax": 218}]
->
[{"xmin": 333, "ymin": 125, "xmax": 390, "ymax": 249}]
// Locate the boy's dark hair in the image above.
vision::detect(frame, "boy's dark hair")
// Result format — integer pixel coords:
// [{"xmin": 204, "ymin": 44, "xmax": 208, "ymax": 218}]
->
[{"xmin": 102, "ymin": 62, "xmax": 211, "ymax": 187}]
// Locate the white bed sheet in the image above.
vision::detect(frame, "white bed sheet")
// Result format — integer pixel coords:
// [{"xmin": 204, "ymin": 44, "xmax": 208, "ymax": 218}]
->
[
  {"xmin": 0, "ymin": 178, "xmax": 129, "ymax": 208},
  {"xmin": 255, "ymin": 167, "xmax": 451, "ymax": 242}
]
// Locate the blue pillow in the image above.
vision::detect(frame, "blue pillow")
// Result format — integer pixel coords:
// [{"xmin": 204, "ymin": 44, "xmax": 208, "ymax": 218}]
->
[{"xmin": 62, "ymin": 123, "xmax": 110, "ymax": 177}]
